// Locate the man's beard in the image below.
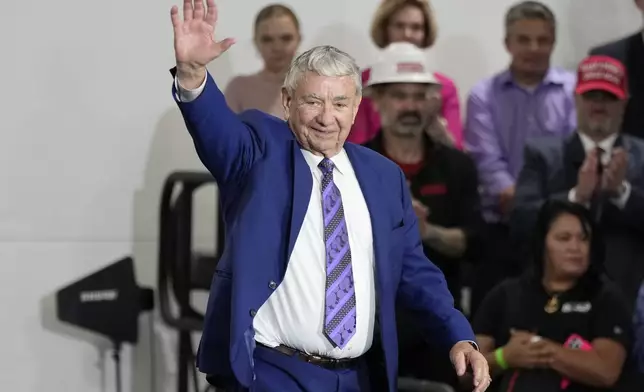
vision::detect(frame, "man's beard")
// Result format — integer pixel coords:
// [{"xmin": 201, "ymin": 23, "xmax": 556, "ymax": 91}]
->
[
  {"xmin": 390, "ymin": 112, "xmax": 425, "ymax": 137},
  {"xmin": 585, "ymin": 118, "xmax": 616, "ymax": 139}
]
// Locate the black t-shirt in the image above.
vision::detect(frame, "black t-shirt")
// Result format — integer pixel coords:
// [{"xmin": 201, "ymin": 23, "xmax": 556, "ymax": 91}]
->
[
  {"xmin": 364, "ymin": 133, "xmax": 483, "ymax": 303},
  {"xmin": 473, "ymin": 274, "xmax": 633, "ymax": 392}
]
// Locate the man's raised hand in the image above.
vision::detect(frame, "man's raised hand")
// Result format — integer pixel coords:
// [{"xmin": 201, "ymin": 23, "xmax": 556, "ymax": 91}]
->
[{"xmin": 170, "ymin": 0, "xmax": 235, "ymax": 88}]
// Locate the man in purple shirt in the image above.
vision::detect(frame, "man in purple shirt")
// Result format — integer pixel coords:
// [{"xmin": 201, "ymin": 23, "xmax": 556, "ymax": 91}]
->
[{"xmin": 463, "ymin": 1, "xmax": 577, "ymax": 316}]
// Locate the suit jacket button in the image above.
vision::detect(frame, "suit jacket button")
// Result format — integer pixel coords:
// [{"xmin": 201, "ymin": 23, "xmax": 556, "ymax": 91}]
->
[
  {"xmin": 249, "ymin": 309, "xmax": 257, "ymax": 317},
  {"xmin": 268, "ymin": 281, "xmax": 277, "ymax": 290}
]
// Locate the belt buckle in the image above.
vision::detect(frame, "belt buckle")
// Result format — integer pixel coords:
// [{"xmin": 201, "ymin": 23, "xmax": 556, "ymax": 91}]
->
[{"xmin": 307, "ymin": 353, "xmax": 325, "ymax": 363}]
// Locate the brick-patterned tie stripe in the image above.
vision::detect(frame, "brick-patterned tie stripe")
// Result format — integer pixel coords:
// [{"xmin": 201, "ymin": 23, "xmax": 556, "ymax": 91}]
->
[{"xmin": 319, "ymin": 158, "xmax": 356, "ymax": 349}]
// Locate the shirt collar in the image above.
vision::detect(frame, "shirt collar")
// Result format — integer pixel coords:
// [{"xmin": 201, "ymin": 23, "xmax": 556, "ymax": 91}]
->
[
  {"xmin": 499, "ymin": 67, "xmax": 569, "ymax": 88},
  {"xmin": 577, "ymin": 132, "xmax": 618, "ymax": 164},
  {"xmin": 300, "ymin": 148, "xmax": 351, "ymax": 176},
  {"xmin": 577, "ymin": 132, "xmax": 618, "ymax": 152}
]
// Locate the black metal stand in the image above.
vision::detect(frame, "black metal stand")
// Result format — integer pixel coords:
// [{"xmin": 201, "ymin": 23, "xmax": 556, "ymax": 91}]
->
[
  {"xmin": 112, "ymin": 340, "xmax": 122, "ymax": 392},
  {"xmin": 157, "ymin": 171, "xmax": 225, "ymax": 392}
]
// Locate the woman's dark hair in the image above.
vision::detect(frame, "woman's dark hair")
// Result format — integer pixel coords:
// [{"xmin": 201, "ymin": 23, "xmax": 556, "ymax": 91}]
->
[{"xmin": 530, "ymin": 199, "xmax": 605, "ymax": 291}]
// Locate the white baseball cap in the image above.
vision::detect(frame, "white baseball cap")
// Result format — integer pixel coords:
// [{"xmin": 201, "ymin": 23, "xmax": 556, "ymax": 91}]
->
[{"xmin": 365, "ymin": 42, "xmax": 440, "ymax": 90}]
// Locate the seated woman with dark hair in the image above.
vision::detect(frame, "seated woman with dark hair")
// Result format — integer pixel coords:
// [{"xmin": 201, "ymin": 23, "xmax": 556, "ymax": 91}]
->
[{"xmin": 473, "ymin": 200, "xmax": 633, "ymax": 392}]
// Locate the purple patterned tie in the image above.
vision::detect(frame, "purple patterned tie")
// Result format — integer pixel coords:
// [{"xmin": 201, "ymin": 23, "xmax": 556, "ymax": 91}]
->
[{"xmin": 319, "ymin": 158, "xmax": 356, "ymax": 349}]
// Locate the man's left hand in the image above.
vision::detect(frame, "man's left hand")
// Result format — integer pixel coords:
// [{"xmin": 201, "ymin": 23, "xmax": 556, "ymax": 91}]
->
[
  {"xmin": 412, "ymin": 199, "xmax": 438, "ymax": 240},
  {"xmin": 529, "ymin": 336, "xmax": 563, "ymax": 367},
  {"xmin": 450, "ymin": 341, "xmax": 491, "ymax": 392},
  {"xmin": 426, "ymin": 116, "xmax": 455, "ymax": 147},
  {"xmin": 603, "ymin": 148, "xmax": 628, "ymax": 195}
]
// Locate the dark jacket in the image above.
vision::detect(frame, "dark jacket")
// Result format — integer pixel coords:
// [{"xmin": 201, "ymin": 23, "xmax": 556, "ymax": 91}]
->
[{"xmin": 590, "ymin": 33, "xmax": 644, "ymax": 140}]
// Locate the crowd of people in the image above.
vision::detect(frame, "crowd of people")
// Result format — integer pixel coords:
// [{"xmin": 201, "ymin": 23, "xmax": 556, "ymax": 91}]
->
[{"xmin": 180, "ymin": 0, "xmax": 644, "ymax": 390}]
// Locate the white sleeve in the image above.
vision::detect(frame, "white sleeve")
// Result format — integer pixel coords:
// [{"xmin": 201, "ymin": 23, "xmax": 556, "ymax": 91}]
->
[
  {"xmin": 174, "ymin": 75, "xmax": 207, "ymax": 103},
  {"xmin": 610, "ymin": 181, "xmax": 631, "ymax": 209}
]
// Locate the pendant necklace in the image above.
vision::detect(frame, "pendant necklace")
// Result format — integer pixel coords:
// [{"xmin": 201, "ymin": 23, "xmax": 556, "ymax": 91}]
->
[{"xmin": 544, "ymin": 294, "xmax": 560, "ymax": 314}]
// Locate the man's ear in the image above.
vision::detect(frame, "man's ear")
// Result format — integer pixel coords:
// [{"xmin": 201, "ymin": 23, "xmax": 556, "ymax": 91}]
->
[
  {"xmin": 281, "ymin": 87, "xmax": 291, "ymax": 120},
  {"xmin": 352, "ymin": 95, "xmax": 363, "ymax": 124}
]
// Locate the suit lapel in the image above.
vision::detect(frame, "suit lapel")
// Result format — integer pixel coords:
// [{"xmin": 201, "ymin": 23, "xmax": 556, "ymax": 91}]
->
[
  {"xmin": 563, "ymin": 133, "xmax": 585, "ymax": 189},
  {"xmin": 344, "ymin": 144, "xmax": 389, "ymax": 296},
  {"xmin": 287, "ymin": 142, "xmax": 313, "ymax": 260}
]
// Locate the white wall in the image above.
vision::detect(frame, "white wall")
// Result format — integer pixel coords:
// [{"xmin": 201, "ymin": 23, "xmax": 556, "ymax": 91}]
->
[{"xmin": 0, "ymin": 0, "xmax": 640, "ymax": 391}]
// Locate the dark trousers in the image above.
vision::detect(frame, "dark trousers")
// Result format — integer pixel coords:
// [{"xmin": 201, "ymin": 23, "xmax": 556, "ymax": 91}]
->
[{"xmin": 249, "ymin": 345, "xmax": 371, "ymax": 392}]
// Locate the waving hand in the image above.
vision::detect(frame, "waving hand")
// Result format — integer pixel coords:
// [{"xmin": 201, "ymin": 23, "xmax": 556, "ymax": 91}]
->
[{"xmin": 170, "ymin": 0, "xmax": 235, "ymax": 88}]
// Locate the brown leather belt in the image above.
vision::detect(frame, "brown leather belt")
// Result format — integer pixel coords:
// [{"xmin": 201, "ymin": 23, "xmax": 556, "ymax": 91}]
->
[{"xmin": 258, "ymin": 343, "xmax": 360, "ymax": 370}]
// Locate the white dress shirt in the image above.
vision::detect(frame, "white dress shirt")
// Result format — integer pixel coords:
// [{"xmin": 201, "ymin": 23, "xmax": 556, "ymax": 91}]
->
[
  {"xmin": 253, "ymin": 150, "xmax": 375, "ymax": 359},
  {"xmin": 568, "ymin": 132, "xmax": 631, "ymax": 208},
  {"xmin": 175, "ymin": 76, "xmax": 376, "ymax": 358}
]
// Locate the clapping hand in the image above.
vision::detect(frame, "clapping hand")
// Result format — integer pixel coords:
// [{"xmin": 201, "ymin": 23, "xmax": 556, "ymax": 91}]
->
[
  {"xmin": 426, "ymin": 116, "xmax": 455, "ymax": 147},
  {"xmin": 503, "ymin": 329, "xmax": 559, "ymax": 369},
  {"xmin": 603, "ymin": 148, "xmax": 628, "ymax": 196},
  {"xmin": 412, "ymin": 198, "xmax": 436, "ymax": 240},
  {"xmin": 170, "ymin": 0, "xmax": 235, "ymax": 88}
]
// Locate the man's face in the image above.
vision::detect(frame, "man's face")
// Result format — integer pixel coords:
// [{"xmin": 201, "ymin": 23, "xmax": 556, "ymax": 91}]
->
[
  {"xmin": 386, "ymin": 5, "xmax": 426, "ymax": 47},
  {"xmin": 372, "ymin": 83, "xmax": 440, "ymax": 138},
  {"xmin": 576, "ymin": 90, "xmax": 626, "ymax": 139},
  {"xmin": 505, "ymin": 19, "xmax": 555, "ymax": 77},
  {"xmin": 254, "ymin": 15, "xmax": 301, "ymax": 73},
  {"xmin": 282, "ymin": 72, "xmax": 361, "ymax": 157}
]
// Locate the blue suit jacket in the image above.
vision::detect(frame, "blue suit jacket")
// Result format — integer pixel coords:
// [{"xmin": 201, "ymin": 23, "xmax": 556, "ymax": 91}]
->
[{"xmin": 173, "ymin": 73, "xmax": 475, "ymax": 390}]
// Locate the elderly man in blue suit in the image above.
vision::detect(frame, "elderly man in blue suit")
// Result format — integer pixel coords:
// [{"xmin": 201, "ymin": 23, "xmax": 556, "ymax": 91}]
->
[{"xmin": 169, "ymin": 1, "xmax": 490, "ymax": 391}]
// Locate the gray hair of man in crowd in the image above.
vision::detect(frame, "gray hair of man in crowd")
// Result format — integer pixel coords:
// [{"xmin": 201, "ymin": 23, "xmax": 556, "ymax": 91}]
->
[
  {"xmin": 282, "ymin": 45, "xmax": 363, "ymax": 97},
  {"xmin": 505, "ymin": 1, "xmax": 556, "ymax": 33}
]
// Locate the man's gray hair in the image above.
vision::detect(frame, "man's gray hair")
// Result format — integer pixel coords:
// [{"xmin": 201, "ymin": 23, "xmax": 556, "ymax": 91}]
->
[
  {"xmin": 283, "ymin": 45, "xmax": 362, "ymax": 96},
  {"xmin": 505, "ymin": 1, "xmax": 556, "ymax": 33}
]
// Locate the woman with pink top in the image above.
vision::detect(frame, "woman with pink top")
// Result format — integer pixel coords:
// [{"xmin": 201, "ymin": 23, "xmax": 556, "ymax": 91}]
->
[
  {"xmin": 349, "ymin": 0, "xmax": 463, "ymax": 148},
  {"xmin": 224, "ymin": 4, "xmax": 301, "ymax": 118}
]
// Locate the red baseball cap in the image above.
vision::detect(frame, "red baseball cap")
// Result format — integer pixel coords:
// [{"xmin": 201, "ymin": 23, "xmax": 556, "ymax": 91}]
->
[{"xmin": 575, "ymin": 55, "xmax": 627, "ymax": 99}]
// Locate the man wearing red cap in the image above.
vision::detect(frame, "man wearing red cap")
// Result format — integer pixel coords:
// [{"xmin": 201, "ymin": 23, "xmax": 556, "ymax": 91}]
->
[{"xmin": 511, "ymin": 55, "xmax": 644, "ymax": 309}]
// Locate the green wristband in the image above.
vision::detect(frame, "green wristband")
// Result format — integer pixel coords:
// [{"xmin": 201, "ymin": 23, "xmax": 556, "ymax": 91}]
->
[{"xmin": 495, "ymin": 347, "xmax": 509, "ymax": 370}]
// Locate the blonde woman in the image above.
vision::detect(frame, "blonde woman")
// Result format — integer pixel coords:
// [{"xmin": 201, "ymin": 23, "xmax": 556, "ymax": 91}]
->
[{"xmin": 224, "ymin": 4, "xmax": 301, "ymax": 118}]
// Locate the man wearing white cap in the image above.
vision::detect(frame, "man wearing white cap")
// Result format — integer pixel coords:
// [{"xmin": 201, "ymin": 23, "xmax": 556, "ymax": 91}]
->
[{"xmin": 364, "ymin": 42, "xmax": 484, "ymax": 388}]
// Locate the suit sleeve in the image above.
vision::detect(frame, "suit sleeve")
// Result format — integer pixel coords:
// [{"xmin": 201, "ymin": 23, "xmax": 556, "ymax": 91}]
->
[
  {"xmin": 172, "ymin": 72, "xmax": 264, "ymax": 185},
  {"xmin": 608, "ymin": 186, "xmax": 644, "ymax": 235},
  {"xmin": 395, "ymin": 168, "xmax": 476, "ymax": 350},
  {"xmin": 223, "ymin": 77, "xmax": 243, "ymax": 113},
  {"xmin": 510, "ymin": 143, "xmax": 568, "ymax": 243}
]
